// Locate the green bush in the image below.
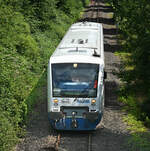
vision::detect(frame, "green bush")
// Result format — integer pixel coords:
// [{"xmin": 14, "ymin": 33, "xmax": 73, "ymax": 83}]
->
[
  {"xmin": 0, "ymin": 0, "xmax": 88, "ymax": 150},
  {"xmin": 109, "ymin": 0, "xmax": 150, "ymax": 121},
  {"xmin": 0, "ymin": 112, "xmax": 18, "ymax": 151}
]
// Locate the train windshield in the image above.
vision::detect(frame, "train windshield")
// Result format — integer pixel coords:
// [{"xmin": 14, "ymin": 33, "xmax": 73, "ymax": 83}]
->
[{"xmin": 52, "ymin": 63, "xmax": 99, "ymax": 97}]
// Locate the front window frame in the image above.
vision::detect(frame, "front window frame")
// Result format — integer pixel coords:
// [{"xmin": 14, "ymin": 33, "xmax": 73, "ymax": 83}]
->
[{"xmin": 51, "ymin": 63, "xmax": 99, "ymax": 98}]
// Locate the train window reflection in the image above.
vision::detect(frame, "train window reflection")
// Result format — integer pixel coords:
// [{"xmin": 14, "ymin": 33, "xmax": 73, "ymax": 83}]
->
[{"xmin": 52, "ymin": 63, "xmax": 99, "ymax": 97}]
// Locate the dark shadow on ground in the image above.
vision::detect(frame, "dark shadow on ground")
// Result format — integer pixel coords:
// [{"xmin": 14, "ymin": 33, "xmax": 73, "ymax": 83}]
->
[
  {"xmin": 105, "ymin": 80, "xmax": 120, "ymax": 109},
  {"xmin": 98, "ymin": 17, "xmax": 115, "ymax": 25},
  {"xmin": 85, "ymin": 7, "xmax": 113, "ymax": 13},
  {"xmin": 80, "ymin": 17, "xmax": 115, "ymax": 25},
  {"xmin": 103, "ymin": 28, "xmax": 117, "ymax": 35},
  {"xmin": 104, "ymin": 44, "xmax": 120, "ymax": 52}
]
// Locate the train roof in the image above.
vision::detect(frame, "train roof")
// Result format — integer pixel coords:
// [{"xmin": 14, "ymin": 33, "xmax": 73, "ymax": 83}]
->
[
  {"xmin": 50, "ymin": 55, "xmax": 104, "ymax": 65},
  {"xmin": 50, "ymin": 22, "xmax": 104, "ymax": 65}
]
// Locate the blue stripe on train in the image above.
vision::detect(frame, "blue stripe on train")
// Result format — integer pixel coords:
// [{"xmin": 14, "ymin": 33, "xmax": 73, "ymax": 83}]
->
[{"xmin": 48, "ymin": 113, "xmax": 102, "ymax": 130}]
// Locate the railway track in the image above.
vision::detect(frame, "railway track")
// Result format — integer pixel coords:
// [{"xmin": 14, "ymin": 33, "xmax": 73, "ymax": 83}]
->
[
  {"xmin": 88, "ymin": 133, "xmax": 92, "ymax": 151},
  {"xmin": 53, "ymin": 131, "xmax": 93, "ymax": 151},
  {"xmin": 82, "ymin": 0, "xmax": 101, "ymax": 23},
  {"xmin": 55, "ymin": 133, "xmax": 60, "ymax": 151}
]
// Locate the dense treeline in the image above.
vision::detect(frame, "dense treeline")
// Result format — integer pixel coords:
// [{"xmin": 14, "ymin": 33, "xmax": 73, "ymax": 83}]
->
[
  {"xmin": 0, "ymin": 0, "xmax": 89, "ymax": 150},
  {"xmin": 108, "ymin": 0, "xmax": 150, "ymax": 125}
]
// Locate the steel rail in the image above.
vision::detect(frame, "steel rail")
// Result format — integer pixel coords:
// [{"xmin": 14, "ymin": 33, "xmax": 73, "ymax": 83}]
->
[
  {"xmin": 88, "ymin": 133, "xmax": 92, "ymax": 151},
  {"xmin": 55, "ymin": 133, "xmax": 61, "ymax": 151}
]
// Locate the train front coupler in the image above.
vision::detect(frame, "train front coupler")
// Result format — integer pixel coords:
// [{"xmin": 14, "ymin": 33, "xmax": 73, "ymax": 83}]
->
[{"xmin": 71, "ymin": 111, "xmax": 78, "ymax": 128}]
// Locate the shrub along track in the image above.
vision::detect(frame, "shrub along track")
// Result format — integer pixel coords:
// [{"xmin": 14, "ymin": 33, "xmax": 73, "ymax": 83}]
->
[{"xmin": 16, "ymin": 0, "xmax": 131, "ymax": 151}]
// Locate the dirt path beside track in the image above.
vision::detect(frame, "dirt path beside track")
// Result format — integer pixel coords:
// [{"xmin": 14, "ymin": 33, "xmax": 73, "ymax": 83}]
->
[{"xmin": 15, "ymin": 1, "xmax": 131, "ymax": 151}]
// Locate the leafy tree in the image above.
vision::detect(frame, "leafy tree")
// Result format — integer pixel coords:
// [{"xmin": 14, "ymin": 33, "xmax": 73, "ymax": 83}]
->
[{"xmin": 109, "ymin": 0, "xmax": 150, "ymax": 121}]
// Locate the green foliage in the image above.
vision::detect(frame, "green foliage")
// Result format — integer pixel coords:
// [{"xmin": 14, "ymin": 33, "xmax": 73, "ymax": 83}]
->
[
  {"xmin": 25, "ymin": 70, "xmax": 47, "ymax": 114},
  {"xmin": 128, "ymin": 133, "xmax": 150, "ymax": 151},
  {"xmin": 109, "ymin": 0, "xmax": 150, "ymax": 120},
  {"xmin": 123, "ymin": 114, "xmax": 147, "ymax": 133},
  {"xmin": 0, "ymin": 111, "xmax": 18, "ymax": 151},
  {"xmin": 0, "ymin": 5, "xmax": 38, "ymax": 59},
  {"xmin": 0, "ymin": 0, "xmax": 86, "ymax": 150},
  {"xmin": 110, "ymin": 0, "xmax": 150, "ymax": 150},
  {"xmin": 56, "ymin": 0, "xmax": 83, "ymax": 19}
]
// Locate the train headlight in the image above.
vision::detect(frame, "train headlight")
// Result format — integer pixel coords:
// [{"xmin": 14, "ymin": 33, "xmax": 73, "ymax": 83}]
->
[
  {"xmin": 73, "ymin": 63, "xmax": 78, "ymax": 68},
  {"xmin": 53, "ymin": 99, "xmax": 58, "ymax": 103},
  {"xmin": 53, "ymin": 99, "xmax": 58, "ymax": 106},
  {"xmin": 91, "ymin": 99, "xmax": 96, "ymax": 105}
]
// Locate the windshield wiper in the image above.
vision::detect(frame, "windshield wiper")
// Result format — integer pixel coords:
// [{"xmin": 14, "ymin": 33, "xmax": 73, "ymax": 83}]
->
[{"xmin": 73, "ymin": 98, "xmax": 77, "ymax": 102}]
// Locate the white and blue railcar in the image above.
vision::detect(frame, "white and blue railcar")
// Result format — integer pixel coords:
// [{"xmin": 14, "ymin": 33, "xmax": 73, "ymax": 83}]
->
[{"xmin": 47, "ymin": 22, "xmax": 105, "ymax": 130}]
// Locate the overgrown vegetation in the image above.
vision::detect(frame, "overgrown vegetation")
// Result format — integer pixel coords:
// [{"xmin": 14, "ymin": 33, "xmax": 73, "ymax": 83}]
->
[
  {"xmin": 108, "ymin": 0, "xmax": 150, "ymax": 150},
  {"xmin": 0, "ymin": 0, "xmax": 89, "ymax": 150},
  {"xmin": 109, "ymin": 0, "xmax": 150, "ymax": 125}
]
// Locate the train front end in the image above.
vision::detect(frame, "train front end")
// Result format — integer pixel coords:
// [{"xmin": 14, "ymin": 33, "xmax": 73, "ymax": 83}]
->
[{"xmin": 48, "ymin": 57, "xmax": 105, "ymax": 130}]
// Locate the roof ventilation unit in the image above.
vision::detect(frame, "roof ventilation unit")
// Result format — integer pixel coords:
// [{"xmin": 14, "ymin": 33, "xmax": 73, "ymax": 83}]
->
[
  {"xmin": 71, "ymin": 39, "xmax": 75, "ymax": 43},
  {"xmin": 93, "ymin": 49, "xmax": 100, "ymax": 57},
  {"xmin": 78, "ymin": 39, "xmax": 84, "ymax": 44}
]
